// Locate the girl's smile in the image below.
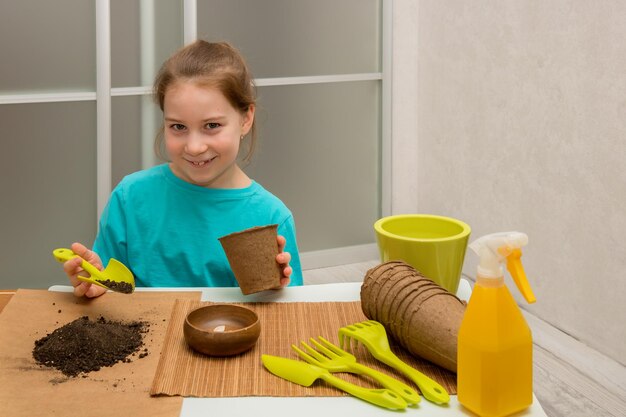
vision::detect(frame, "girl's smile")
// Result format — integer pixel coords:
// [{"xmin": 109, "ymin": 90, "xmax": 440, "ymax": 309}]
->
[
  {"xmin": 163, "ymin": 80, "xmax": 254, "ymax": 188},
  {"xmin": 186, "ymin": 155, "xmax": 218, "ymax": 167}
]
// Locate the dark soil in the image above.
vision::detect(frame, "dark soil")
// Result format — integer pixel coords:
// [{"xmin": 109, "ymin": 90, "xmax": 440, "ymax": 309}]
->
[
  {"xmin": 96, "ymin": 279, "xmax": 134, "ymax": 294},
  {"xmin": 33, "ymin": 316, "xmax": 148, "ymax": 377}
]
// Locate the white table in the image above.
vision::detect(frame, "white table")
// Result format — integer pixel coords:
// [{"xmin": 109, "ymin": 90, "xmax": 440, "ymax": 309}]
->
[{"xmin": 50, "ymin": 280, "xmax": 547, "ymax": 416}]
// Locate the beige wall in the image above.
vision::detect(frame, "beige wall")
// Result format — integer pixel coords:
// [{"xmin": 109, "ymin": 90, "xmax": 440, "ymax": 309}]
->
[{"xmin": 393, "ymin": 0, "xmax": 626, "ymax": 364}]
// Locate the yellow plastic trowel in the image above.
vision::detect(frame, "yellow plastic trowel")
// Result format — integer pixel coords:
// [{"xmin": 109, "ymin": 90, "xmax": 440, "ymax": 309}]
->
[
  {"xmin": 52, "ymin": 248, "xmax": 135, "ymax": 294},
  {"xmin": 261, "ymin": 354, "xmax": 407, "ymax": 410}
]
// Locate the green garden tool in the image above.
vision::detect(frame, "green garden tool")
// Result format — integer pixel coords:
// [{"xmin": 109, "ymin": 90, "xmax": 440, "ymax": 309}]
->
[
  {"xmin": 53, "ymin": 248, "xmax": 135, "ymax": 294},
  {"xmin": 261, "ymin": 354, "xmax": 407, "ymax": 410},
  {"xmin": 339, "ymin": 320, "xmax": 450, "ymax": 405}
]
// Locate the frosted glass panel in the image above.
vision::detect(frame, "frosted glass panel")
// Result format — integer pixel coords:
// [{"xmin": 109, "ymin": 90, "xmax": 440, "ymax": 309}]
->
[
  {"xmin": 244, "ymin": 82, "xmax": 381, "ymax": 251},
  {"xmin": 198, "ymin": 0, "xmax": 381, "ymax": 78},
  {"xmin": 112, "ymin": 96, "xmax": 163, "ymax": 186},
  {"xmin": 112, "ymin": 0, "xmax": 184, "ymax": 87},
  {"xmin": 0, "ymin": 103, "xmax": 97, "ymax": 289},
  {"xmin": 112, "ymin": 97, "xmax": 142, "ymax": 185},
  {"xmin": 0, "ymin": 0, "xmax": 95, "ymax": 93}
]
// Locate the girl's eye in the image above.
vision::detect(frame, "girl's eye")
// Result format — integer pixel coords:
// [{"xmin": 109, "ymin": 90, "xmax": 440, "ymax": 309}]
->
[
  {"xmin": 206, "ymin": 122, "xmax": 221, "ymax": 129},
  {"xmin": 171, "ymin": 124, "xmax": 186, "ymax": 131}
]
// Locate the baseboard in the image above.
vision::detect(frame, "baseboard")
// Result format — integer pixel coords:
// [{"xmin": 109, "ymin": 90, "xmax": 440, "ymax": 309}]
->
[{"xmin": 300, "ymin": 243, "xmax": 379, "ymax": 270}]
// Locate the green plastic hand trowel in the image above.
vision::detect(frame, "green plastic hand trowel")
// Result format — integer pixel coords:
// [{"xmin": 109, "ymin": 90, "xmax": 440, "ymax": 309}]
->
[
  {"xmin": 53, "ymin": 248, "xmax": 135, "ymax": 294},
  {"xmin": 261, "ymin": 354, "xmax": 407, "ymax": 410}
]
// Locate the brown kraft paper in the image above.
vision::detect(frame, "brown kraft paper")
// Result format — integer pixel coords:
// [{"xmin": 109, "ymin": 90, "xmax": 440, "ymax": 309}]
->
[{"xmin": 0, "ymin": 289, "xmax": 200, "ymax": 417}]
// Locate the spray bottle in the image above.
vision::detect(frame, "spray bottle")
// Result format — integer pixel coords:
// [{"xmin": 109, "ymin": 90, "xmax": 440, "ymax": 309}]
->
[{"xmin": 457, "ymin": 232, "xmax": 536, "ymax": 417}]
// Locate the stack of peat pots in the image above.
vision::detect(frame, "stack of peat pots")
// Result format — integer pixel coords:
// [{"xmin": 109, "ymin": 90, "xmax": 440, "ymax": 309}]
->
[{"xmin": 360, "ymin": 261, "xmax": 466, "ymax": 372}]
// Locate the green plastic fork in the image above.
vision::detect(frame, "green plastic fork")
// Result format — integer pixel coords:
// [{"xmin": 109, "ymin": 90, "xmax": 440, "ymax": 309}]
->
[
  {"xmin": 339, "ymin": 320, "xmax": 450, "ymax": 405},
  {"xmin": 292, "ymin": 336, "xmax": 421, "ymax": 405}
]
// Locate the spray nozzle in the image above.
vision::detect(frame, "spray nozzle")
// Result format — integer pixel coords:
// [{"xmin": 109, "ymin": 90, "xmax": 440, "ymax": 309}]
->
[{"xmin": 469, "ymin": 232, "xmax": 536, "ymax": 304}]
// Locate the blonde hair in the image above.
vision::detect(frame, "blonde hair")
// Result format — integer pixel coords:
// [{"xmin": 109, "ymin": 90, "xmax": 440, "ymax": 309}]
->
[{"xmin": 153, "ymin": 40, "xmax": 257, "ymax": 162}]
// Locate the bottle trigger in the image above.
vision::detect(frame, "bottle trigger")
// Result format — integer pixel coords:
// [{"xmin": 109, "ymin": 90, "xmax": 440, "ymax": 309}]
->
[{"xmin": 506, "ymin": 249, "xmax": 536, "ymax": 304}]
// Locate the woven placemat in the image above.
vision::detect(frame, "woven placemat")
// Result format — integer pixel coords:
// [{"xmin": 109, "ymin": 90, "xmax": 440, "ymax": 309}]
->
[{"xmin": 150, "ymin": 299, "xmax": 457, "ymax": 397}]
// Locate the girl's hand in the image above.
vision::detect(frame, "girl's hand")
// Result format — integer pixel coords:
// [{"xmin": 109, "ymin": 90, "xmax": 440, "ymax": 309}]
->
[
  {"xmin": 63, "ymin": 242, "xmax": 107, "ymax": 298},
  {"xmin": 276, "ymin": 235, "xmax": 293, "ymax": 287}
]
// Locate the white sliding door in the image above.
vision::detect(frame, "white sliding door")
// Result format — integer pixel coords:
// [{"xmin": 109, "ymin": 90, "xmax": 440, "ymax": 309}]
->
[{"xmin": 0, "ymin": 0, "xmax": 390, "ymax": 289}]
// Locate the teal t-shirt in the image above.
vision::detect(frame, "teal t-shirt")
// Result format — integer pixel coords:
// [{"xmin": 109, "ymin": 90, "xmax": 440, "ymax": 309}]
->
[{"xmin": 93, "ymin": 164, "xmax": 303, "ymax": 288}]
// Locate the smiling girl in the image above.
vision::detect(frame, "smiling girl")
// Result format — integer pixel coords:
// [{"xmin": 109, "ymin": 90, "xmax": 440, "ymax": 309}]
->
[{"xmin": 62, "ymin": 41, "xmax": 302, "ymax": 297}]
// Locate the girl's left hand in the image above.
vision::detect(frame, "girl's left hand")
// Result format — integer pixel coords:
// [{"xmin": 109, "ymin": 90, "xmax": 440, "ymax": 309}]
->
[{"xmin": 276, "ymin": 235, "xmax": 293, "ymax": 287}]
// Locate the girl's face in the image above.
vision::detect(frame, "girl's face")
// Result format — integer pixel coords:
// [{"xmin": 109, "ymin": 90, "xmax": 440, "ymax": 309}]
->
[{"xmin": 163, "ymin": 80, "xmax": 254, "ymax": 188}]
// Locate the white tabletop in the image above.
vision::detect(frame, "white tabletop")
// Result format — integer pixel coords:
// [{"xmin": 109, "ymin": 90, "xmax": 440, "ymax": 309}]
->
[{"xmin": 49, "ymin": 280, "xmax": 547, "ymax": 417}]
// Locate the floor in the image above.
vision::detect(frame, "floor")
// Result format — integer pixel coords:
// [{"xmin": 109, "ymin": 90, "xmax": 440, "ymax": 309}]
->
[{"xmin": 303, "ymin": 260, "xmax": 626, "ymax": 417}]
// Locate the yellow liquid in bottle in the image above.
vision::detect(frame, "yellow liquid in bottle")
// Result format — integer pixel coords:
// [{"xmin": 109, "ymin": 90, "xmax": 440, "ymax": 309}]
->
[{"xmin": 457, "ymin": 277, "xmax": 533, "ymax": 417}]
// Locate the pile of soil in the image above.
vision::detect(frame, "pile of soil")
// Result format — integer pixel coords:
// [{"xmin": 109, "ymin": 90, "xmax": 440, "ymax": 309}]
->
[{"xmin": 33, "ymin": 316, "xmax": 148, "ymax": 377}]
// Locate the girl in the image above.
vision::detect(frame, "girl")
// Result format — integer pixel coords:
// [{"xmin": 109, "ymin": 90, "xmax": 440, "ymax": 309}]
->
[{"xmin": 63, "ymin": 40, "xmax": 302, "ymax": 298}]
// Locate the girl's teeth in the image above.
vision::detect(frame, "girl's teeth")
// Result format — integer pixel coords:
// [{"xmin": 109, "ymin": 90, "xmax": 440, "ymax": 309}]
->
[{"xmin": 189, "ymin": 156, "xmax": 216, "ymax": 166}]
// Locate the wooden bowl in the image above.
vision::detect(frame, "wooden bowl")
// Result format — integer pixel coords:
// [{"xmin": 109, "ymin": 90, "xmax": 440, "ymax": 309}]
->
[{"xmin": 184, "ymin": 304, "xmax": 260, "ymax": 356}]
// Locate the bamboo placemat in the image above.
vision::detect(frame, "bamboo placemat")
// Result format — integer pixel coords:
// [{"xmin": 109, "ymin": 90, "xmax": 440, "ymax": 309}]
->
[{"xmin": 150, "ymin": 299, "xmax": 457, "ymax": 397}]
